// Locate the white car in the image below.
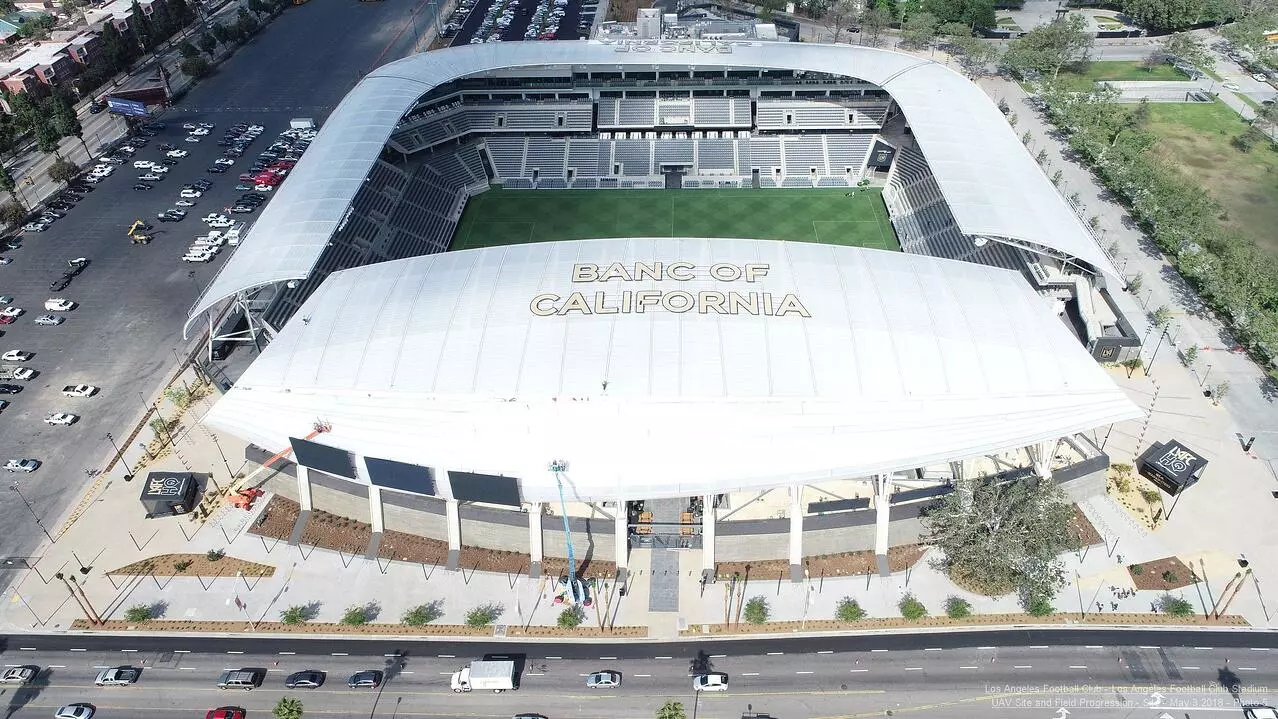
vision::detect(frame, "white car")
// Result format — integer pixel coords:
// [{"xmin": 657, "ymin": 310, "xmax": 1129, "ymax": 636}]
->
[
  {"xmin": 0, "ymin": 666, "xmax": 35, "ymax": 684},
  {"xmin": 185, "ymin": 136, "xmax": 202, "ymax": 143},
  {"xmin": 247, "ymin": 124, "xmax": 265, "ymax": 133},
  {"xmin": 44, "ymin": 413, "xmax": 77, "ymax": 426},
  {"xmin": 214, "ymin": 157, "xmax": 235, "ymax": 166},
  {"xmin": 138, "ymin": 174, "xmax": 164, "ymax": 182},
  {"xmin": 90, "ymin": 165, "xmax": 114, "ymax": 176},
  {"xmin": 207, "ymin": 218, "xmax": 234, "ymax": 228},
  {"xmin": 254, "ymin": 184, "xmax": 275, "ymax": 192},
  {"xmin": 61, "ymin": 384, "xmax": 97, "ymax": 397},
  {"xmin": 23, "ymin": 222, "xmax": 48, "ymax": 233},
  {"xmin": 94, "ymin": 667, "xmax": 139, "ymax": 686},
  {"xmin": 54, "ymin": 705, "xmax": 94, "ymax": 719},
  {"xmin": 1, "ymin": 350, "xmax": 31, "ymax": 362},
  {"xmin": 1223, "ymin": 81, "xmax": 1242, "ymax": 91},
  {"xmin": 44, "ymin": 299, "xmax": 74, "ymax": 311},
  {"xmin": 202, "ymin": 213, "xmax": 229, "ymax": 224},
  {"xmin": 166, "ymin": 149, "xmax": 189, "ymax": 158},
  {"xmin": 175, "ymin": 199, "xmax": 197, "ymax": 207},
  {"xmin": 182, "ymin": 122, "xmax": 198, "ymax": 130},
  {"xmin": 198, "ymin": 122, "xmax": 215, "ymax": 129},
  {"xmin": 180, "ymin": 189, "xmax": 203, "ymax": 199},
  {"xmin": 1253, "ymin": 72, "xmax": 1269, "ymax": 83},
  {"xmin": 132, "ymin": 160, "xmax": 155, "ymax": 170},
  {"xmin": 32, "ymin": 315, "xmax": 63, "ymax": 326},
  {"xmin": 8, "ymin": 367, "xmax": 34, "ymax": 381},
  {"xmin": 0, "ymin": 306, "xmax": 23, "ymax": 318},
  {"xmin": 150, "ymin": 165, "xmax": 170, "ymax": 174},
  {"xmin": 693, "ymin": 672, "xmax": 729, "ymax": 692},
  {"xmin": 182, "ymin": 252, "xmax": 215, "ymax": 263},
  {"xmin": 189, "ymin": 127, "xmax": 210, "ymax": 136},
  {"xmin": 4, "ymin": 459, "xmax": 39, "ymax": 473}
]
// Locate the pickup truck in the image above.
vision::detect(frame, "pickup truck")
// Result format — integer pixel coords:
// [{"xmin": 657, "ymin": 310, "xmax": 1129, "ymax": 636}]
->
[
  {"xmin": 0, "ymin": 365, "xmax": 35, "ymax": 381},
  {"xmin": 95, "ymin": 666, "xmax": 140, "ymax": 686},
  {"xmin": 61, "ymin": 384, "xmax": 97, "ymax": 397}
]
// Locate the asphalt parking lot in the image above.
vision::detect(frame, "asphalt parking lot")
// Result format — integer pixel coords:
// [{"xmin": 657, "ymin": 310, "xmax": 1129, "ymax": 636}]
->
[
  {"xmin": 0, "ymin": 0, "xmax": 435, "ymax": 575},
  {"xmin": 449, "ymin": 0, "xmax": 592, "ymax": 45}
]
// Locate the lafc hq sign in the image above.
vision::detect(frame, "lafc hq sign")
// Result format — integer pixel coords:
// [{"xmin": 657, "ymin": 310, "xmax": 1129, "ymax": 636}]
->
[{"xmin": 530, "ymin": 262, "xmax": 812, "ymax": 318}]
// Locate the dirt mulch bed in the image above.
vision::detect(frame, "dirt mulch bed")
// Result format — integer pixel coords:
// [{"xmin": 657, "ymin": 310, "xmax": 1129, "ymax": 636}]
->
[
  {"xmin": 1128, "ymin": 556, "xmax": 1196, "ymax": 590},
  {"xmin": 683, "ymin": 611, "xmax": 1248, "ymax": 635},
  {"xmin": 108, "ymin": 554, "xmax": 274, "ymax": 578},
  {"xmin": 714, "ymin": 544, "xmax": 927, "ymax": 580},
  {"xmin": 251, "ymin": 496, "xmax": 617, "ymax": 577},
  {"xmin": 71, "ymin": 619, "xmax": 646, "ymax": 636},
  {"xmin": 1068, "ymin": 505, "xmax": 1104, "ymax": 547}
]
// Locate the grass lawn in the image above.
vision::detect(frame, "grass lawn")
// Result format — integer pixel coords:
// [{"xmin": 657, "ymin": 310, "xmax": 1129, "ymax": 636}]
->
[
  {"xmin": 450, "ymin": 188, "xmax": 899, "ymax": 252},
  {"xmin": 1083, "ymin": 60, "xmax": 1189, "ymax": 83},
  {"xmin": 1144, "ymin": 100, "xmax": 1278, "ymax": 257}
]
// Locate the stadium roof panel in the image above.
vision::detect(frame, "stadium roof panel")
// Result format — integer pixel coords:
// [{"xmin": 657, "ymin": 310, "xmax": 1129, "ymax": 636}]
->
[
  {"xmin": 185, "ymin": 40, "xmax": 1123, "ymax": 332},
  {"xmin": 204, "ymin": 239, "xmax": 1142, "ymax": 502}
]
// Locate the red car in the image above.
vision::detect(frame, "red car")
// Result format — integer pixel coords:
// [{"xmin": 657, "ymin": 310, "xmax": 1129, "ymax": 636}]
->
[
  {"xmin": 206, "ymin": 708, "xmax": 244, "ymax": 719},
  {"xmin": 0, "ymin": 316, "xmax": 14, "ymax": 325}
]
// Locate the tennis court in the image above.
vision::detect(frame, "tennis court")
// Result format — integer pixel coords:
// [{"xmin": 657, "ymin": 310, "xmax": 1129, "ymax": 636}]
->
[{"xmin": 450, "ymin": 187, "xmax": 898, "ymax": 251}]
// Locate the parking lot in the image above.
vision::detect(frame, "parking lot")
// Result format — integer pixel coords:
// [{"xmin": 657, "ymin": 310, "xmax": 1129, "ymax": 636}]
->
[
  {"xmin": 0, "ymin": 0, "xmax": 432, "ymax": 577},
  {"xmin": 447, "ymin": 0, "xmax": 595, "ymax": 45}
]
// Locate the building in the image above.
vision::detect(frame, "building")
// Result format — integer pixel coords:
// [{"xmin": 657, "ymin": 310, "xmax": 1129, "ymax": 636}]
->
[{"xmin": 188, "ymin": 40, "xmax": 1145, "ymax": 578}]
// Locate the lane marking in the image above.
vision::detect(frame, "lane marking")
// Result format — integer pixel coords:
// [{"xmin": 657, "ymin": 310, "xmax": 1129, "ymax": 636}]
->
[
  {"xmin": 796, "ymin": 671, "xmax": 814, "ymax": 675},
  {"xmin": 121, "ymin": 649, "xmax": 138, "ymax": 653},
  {"xmin": 599, "ymin": 656, "xmax": 617, "ymax": 660},
  {"xmin": 742, "ymin": 672, "xmax": 760, "ymax": 676},
  {"xmin": 1195, "ymin": 647, "xmax": 1214, "ymax": 650},
  {"xmin": 173, "ymin": 650, "xmax": 190, "ymax": 654},
  {"xmin": 437, "ymin": 654, "xmax": 455, "ymax": 658},
  {"xmin": 871, "ymin": 649, "xmax": 888, "ymax": 653},
  {"xmin": 438, "ymin": 672, "xmax": 453, "ymax": 676},
  {"xmin": 959, "ymin": 666, "xmax": 979, "ymax": 670},
  {"xmin": 48, "ymin": 665, "xmax": 66, "ymax": 669},
  {"xmin": 1013, "ymin": 665, "xmax": 1032, "ymax": 669},
  {"xmin": 181, "ymin": 668, "xmax": 198, "ymax": 671},
  {"xmin": 1238, "ymin": 667, "xmax": 1258, "ymax": 671},
  {"xmin": 1251, "ymin": 647, "xmax": 1271, "ymax": 651},
  {"xmin": 923, "ymin": 648, "xmax": 942, "ymax": 652},
  {"xmin": 976, "ymin": 647, "xmax": 996, "ymax": 650},
  {"xmin": 767, "ymin": 652, "xmax": 785, "ymax": 656},
  {"xmin": 849, "ymin": 669, "xmax": 869, "ymax": 673},
  {"xmin": 19, "ymin": 648, "xmax": 36, "ymax": 651},
  {"xmin": 817, "ymin": 650, "xmax": 834, "ymax": 655},
  {"xmin": 331, "ymin": 653, "xmax": 348, "ymax": 656},
  {"xmin": 1069, "ymin": 665, "xmax": 1087, "ymax": 669},
  {"xmin": 227, "ymin": 651, "xmax": 244, "ymax": 655},
  {"xmin": 634, "ymin": 674, "xmax": 651, "ymax": 677},
  {"xmin": 401, "ymin": 671, "xmax": 414, "ymax": 675},
  {"xmin": 654, "ymin": 656, "xmax": 673, "ymax": 660},
  {"xmin": 1029, "ymin": 646, "xmax": 1049, "ymax": 649},
  {"xmin": 527, "ymin": 673, "xmax": 544, "ymax": 676},
  {"xmin": 904, "ymin": 667, "xmax": 923, "ymax": 671},
  {"xmin": 709, "ymin": 654, "xmax": 726, "ymax": 658},
  {"xmin": 1181, "ymin": 666, "xmax": 1200, "ymax": 670},
  {"xmin": 69, "ymin": 649, "xmax": 86, "ymax": 652},
  {"xmin": 1139, "ymin": 646, "xmax": 1159, "ymax": 650},
  {"xmin": 278, "ymin": 652, "xmax": 295, "ymax": 655},
  {"xmin": 1085, "ymin": 645, "xmax": 1103, "ymax": 649},
  {"xmin": 545, "ymin": 656, "xmax": 562, "ymax": 660}
]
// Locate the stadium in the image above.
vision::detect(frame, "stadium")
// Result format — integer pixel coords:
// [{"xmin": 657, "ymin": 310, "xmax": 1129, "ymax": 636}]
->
[{"xmin": 185, "ymin": 36, "xmax": 1144, "ymax": 583}]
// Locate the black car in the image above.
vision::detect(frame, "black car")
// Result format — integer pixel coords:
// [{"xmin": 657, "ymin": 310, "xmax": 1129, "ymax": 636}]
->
[
  {"xmin": 207, "ymin": 166, "xmax": 227, "ymax": 174},
  {"xmin": 346, "ymin": 670, "xmax": 382, "ymax": 689},
  {"xmin": 239, "ymin": 195, "xmax": 264, "ymax": 203},
  {"xmin": 216, "ymin": 139, "xmax": 233, "ymax": 147},
  {"xmin": 48, "ymin": 202, "xmax": 73, "ymax": 211},
  {"xmin": 0, "ymin": 384, "xmax": 21, "ymax": 394},
  {"xmin": 283, "ymin": 670, "xmax": 325, "ymax": 688},
  {"xmin": 159, "ymin": 143, "xmax": 176, "ymax": 151},
  {"xmin": 49, "ymin": 277, "xmax": 70, "ymax": 291},
  {"xmin": 156, "ymin": 214, "xmax": 178, "ymax": 223},
  {"xmin": 88, "ymin": 100, "xmax": 107, "ymax": 114},
  {"xmin": 132, "ymin": 183, "xmax": 153, "ymax": 191}
]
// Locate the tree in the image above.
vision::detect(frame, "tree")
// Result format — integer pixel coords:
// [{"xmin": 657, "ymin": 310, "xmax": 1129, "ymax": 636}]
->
[
  {"xmin": 924, "ymin": 0, "xmax": 993, "ymax": 26},
  {"xmin": 944, "ymin": 596, "xmax": 972, "ymax": 618},
  {"xmin": 0, "ymin": 166, "xmax": 20, "ymax": 208},
  {"xmin": 272, "ymin": 697, "xmax": 304, "ymax": 719},
  {"xmin": 248, "ymin": 0, "xmax": 272, "ymax": 14},
  {"xmin": 1122, "ymin": 0, "xmax": 1205, "ymax": 31},
  {"xmin": 178, "ymin": 40, "xmax": 200, "ymax": 59},
  {"xmin": 1152, "ymin": 304, "xmax": 1173, "ymax": 327},
  {"xmin": 656, "ymin": 701, "xmax": 686, "ymax": 719},
  {"xmin": 921, "ymin": 475, "xmax": 1077, "ymax": 598},
  {"xmin": 1220, "ymin": 10, "xmax": 1278, "ymax": 59},
  {"xmin": 1181, "ymin": 344, "xmax": 1199, "ymax": 366},
  {"xmin": 949, "ymin": 35, "xmax": 999, "ymax": 75},
  {"xmin": 180, "ymin": 56, "xmax": 212, "ymax": 79},
  {"xmin": 743, "ymin": 596, "xmax": 770, "ymax": 624},
  {"xmin": 835, "ymin": 597, "xmax": 867, "ymax": 621},
  {"xmin": 939, "ymin": 20, "xmax": 971, "ymax": 36},
  {"xmin": 901, "ymin": 11, "xmax": 940, "ymax": 48},
  {"xmin": 1002, "ymin": 14, "xmax": 1093, "ymax": 78},
  {"xmin": 48, "ymin": 157, "xmax": 79, "ymax": 184},
  {"xmin": 340, "ymin": 605, "xmax": 371, "ymax": 625},
  {"xmin": 1122, "ymin": 356, "xmax": 1144, "ymax": 377},
  {"xmin": 464, "ymin": 603, "xmax": 502, "ymax": 627},
  {"xmin": 51, "ymin": 95, "xmax": 88, "ymax": 156},
  {"xmin": 1212, "ymin": 379, "xmax": 1230, "ymax": 404},
  {"xmin": 756, "ymin": 0, "xmax": 785, "ymax": 20},
  {"xmin": 0, "ymin": 201, "xmax": 24, "ymax": 226},
  {"xmin": 1158, "ymin": 593, "xmax": 1194, "ymax": 616},
  {"xmin": 34, "ymin": 120, "xmax": 61, "ymax": 157},
  {"xmin": 823, "ymin": 0, "xmax": 860, "ymax": 42},
  {"xmin": 1158, "ymin": 31, "xmax": 1215, "ymax": 73},
  {"xmin": 860, "ymin": 6, "xmax": 890, "ymax": 45},
  {"xmin": 210, "ymin": 22, "xmax": 232, "ymax": 44},
  {"xmin": 197, "ymin": 32, "xmax": 217, "ymax": 55},
  {"xmin": 557, "ymin": 605, "xmax": 585, "ymax": 628},
  {"xmin": 1127, "ymin": 272, "xmax": 1144, "ymax": 293}
]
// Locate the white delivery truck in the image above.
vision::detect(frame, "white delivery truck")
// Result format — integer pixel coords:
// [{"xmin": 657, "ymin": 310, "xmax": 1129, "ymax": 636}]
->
[
  {"xmin": 450, "ymin": 659, "xmax": 516, "ymax": 693},
  {"xmin": 290, "ymin": 118, "xmax": 316, "ymax": 130}
]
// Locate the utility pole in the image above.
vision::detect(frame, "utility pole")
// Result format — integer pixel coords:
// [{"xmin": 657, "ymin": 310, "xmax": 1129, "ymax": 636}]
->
[{"xmin": 549, "ymin": 460, "xmax": 580, "ymax": 604}]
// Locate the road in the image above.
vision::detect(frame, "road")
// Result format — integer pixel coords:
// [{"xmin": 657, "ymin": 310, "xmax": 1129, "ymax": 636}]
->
[
  {"xmin": 1, "ymin": 642, "xmax": 1275, "ymax": 718},
  {"xmin": 0, "ymin": 0, "xmax": 440, "ymax": 586}
]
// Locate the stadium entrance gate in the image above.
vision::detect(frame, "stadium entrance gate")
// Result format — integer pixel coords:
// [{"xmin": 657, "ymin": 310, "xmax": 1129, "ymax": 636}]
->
[
  {"xmin": 662, "ymin": 165, "xmax": 686, "ymax": 189},
  {"xmin": 751, "ymin": 168, "xmax": 760, "ymax": 188}
]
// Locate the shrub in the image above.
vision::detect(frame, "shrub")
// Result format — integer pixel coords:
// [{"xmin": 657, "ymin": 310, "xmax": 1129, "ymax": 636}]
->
[
  {"xmin": 835, "ymin": 597, "xmax": 866, "ymax": 622},
  {"xmin": 557, "ymin": 605, "xmax": 585, "ymax": 628},
  {"xmin": 656, "ymin": 700, "xmax": 687, "ymax": 719},
  {"xmin": 272, "ymin": 697, "xmax": 304, "ymax": 719},
  {"xmin": 1140, "ymin": 487, "xmax": 1161, "ymax": 505},
  {"xmin": 401, "ymin": 602, "xmax": 443, "ymax": 626},
  {"xmin": 1127, "ymin": 272, "xmax": 1144, "ymax": 294},
  {"xmin": 465, "ymin": 603, "xmax": 502, "ymax": 627},
  {"xmin": 280, "ymin": 605, "xmax": 308, "ymax": 625},
  {"xmin": 1024, "ymin": 595, "xmax": 1054, "ymax": 616},
  {"xmin": 174, "ymin": 559, "xmax": 192, "ymax": 571},
  {"xmin": 340, "ymin": 605, "xmax": 370, "ymax": 626},
  {"xmin": 1158, "ymin": 594, "xmax": 1194, "ymax": 616},
  {"xmin": 743, "ymin": 596, "xmax": 770, "ymax": 625},
  {"xmin": 164, "ymin": 386, "xmax": 192, "ymax": 409},
  {"xmin": 1130, "ymin": 564, "xmax": 1144, "ymax": 575},
  {"xmin": 944, "ymin": 596, "xmax": 972, "ymax": 619},
  {"xmin": 1161, "ymin": 570, "xmax": 1178, "ymax": 583},
  {"xmin": 124, "ymin": 604, "xmax": 152, "ymax": 622},
  {"xmin": 206, "ymin": 548, "xmax": 225, "ymax": 562},
  {"xmin": 1114, "ymin": 473, "xmax": 1132, "ymax": 493},
  {"xmin": 898, "ymin": 594, "xmax": 927, "ymax": 620},
  {"xmin": 1181, "ymin": 345, "xmax": 1199, "ymax": 366}
]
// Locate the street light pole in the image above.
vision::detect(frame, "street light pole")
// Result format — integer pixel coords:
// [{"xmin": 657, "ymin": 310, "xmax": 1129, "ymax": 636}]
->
[
  {"xmin": 105, "ymin": 432, "xmax": 134, "ymax": 481},
  {"xmin": 10, "ymin": 483, "xmax": 54, "ymax": 543}
]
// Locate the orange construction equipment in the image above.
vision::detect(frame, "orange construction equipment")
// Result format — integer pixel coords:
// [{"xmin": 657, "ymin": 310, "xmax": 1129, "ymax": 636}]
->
[{"xmin": 227, "ymin": 488, "xmax": 264, "ymax": 510}]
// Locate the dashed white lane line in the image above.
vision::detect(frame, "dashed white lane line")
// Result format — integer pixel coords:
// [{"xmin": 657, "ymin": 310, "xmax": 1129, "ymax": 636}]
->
[
  {"xmin": 796, "ymin": 671, "xmax": 814, "ymax": 675},
  {"xmin": 401, "ymin": 671, "xmax": 414, "ymax": 675},
  {"xmin": 849, "ymin": 669, "xmax": 869, "ymax": 673},
  {"xmin": 1194, "ymin": 647, "xmax": 1214, "ymax": 650},
  {"xmin": 19, "ymin": 648, "xmax": 36, "ymax": 651},
  {"xmin": 1139, "ymin": 646, "xmax": 1159, "ymax": 650},
  {"xmin": 924, "ymin": 648, "xmax": 942, "ymax": 652},
  {"xmin": 227, "ymin": 651, "xmax": 244, "ymax": 654},
  {"xmin": 439, "ymin": 672, "xmax": 453, "ymax": 676},
  {"xmin": 121, "ymin": 649, "xmax": 138, "ymax": 653},
  {"xmin": 438, "ymin": 654, "xmax": 455, "ymax": 658},
  {"xmin": 599, "ymin": 656, "xmax": 617, "ymax": 660},
  {"xmin": 1085, "ymin": 645, "xmax": 1103, "ymax": 649},
  {"xmin": 959, "ymin": 666, "xmax": 979, "ymax": 670},
  {"xmin": 545, "ymin": 656, "xmax": 562, "ymax": 660},
  {"xmin": 654, "ymin": 656, "xmax": 673, "ymax": 660},
  {"xmin": 331, "ymin": 653, "xmax": 348, "ymax": 657},
  {"xmin": 1181, "ymin": 666, "xmax": 1200, "ymax": 670},
  {"xmin": 180, "ymin": 668, "xmax": 198, "ymax": 671},
  {"xmin": 977, "ymin": 647, "xmax": 996, "ymax": 650},
  {"xmin": 871, "ymin": 649, "xmax": 888, "ymax": 653},
  {"xmin": 174, "ymin": 650, "xmax": 191, "ymax": 654},
  {"xmin": 1029, "ymin": 646, "xmax": 1049, "ymax": 649},
  {"xmin": 742, "ymin": 672, "xmax": 760, "ymax": 676},
  {"xmin": 817, "ymin": 650, "xmax": 834, "ymax": 655},
  {"xmin": 1013, "ymin": 665, "xmax": 1033, "ymax": 669},
  {"xmin": 69, "ymin": 649, "xmax": 86, "ymax": 652},
  {"xmin": 1237, "ymin": 667, "xmax": 1259, "ymax": 671},
  {"xmin": 634, "ymin": 674, "xmax": 651, "ymax": 677},
  {"xmin": 278, "ymin": 652, "xmax": 295, "ymax": 655},
  {"xmin": 904, "ymin": 667, "xmax": 923, "ymax": 671},
  {"xmin": 527, "ymin": 673, "xmax": 544, "ymax": 677},
  {"xmin": 767, "ymin": 652, "xmax": 784, "ymax": 656},
  {"xmin": 709, "ymin": 654, "xmax": 727, "ymax": 658},
  {"xmin": 1251, "ymin": 648, "xmax": 1272, "ymax": 651},
  {"xmin": 1069, "ymin": 665, "xmax": 1088, "ymax": 669},
  {"xmin": 48, "ymin": 665, "xmax": 66, "ymax": 669}
]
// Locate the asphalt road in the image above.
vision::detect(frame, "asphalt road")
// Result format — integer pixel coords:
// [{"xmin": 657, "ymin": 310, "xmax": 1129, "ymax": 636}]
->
[
  {"xmin": 1, "ymin": 643, "xmax": 1275, "ymax": 718},
  {"xmin": 0, "ymin": 0, "xmax": 441, "ymax": 583}
]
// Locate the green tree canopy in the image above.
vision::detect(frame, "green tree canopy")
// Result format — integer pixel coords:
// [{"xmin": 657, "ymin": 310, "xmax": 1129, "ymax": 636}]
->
[
  {"xmin": 860, "ymin": 6, "xmax": 891, "ymax": 44},
  {"xmin": 656, "ymin": 701, "xmax": 686, "ymax": 719},
  {"xmin": 1157, "ymin": 31, "xmax": 1215, "ymax": 72},
  {"xmin": 1123, "ymin": 0, "xmax": 1205, "ymax": 31},
  {"xmin": 922, "ymin": 475, "xmax": 1078, "ymax": 598},
  {"xmin": 1001, "ymin": 14, "xmax": 1093, "ymax": 78},
  {"xmin": 822, "ymin": 0, "xmax": 861, "ymax": 42},
  {"xmin": 900, "ymin": 11, "xmax": 940, "ymax": 47},
  {"xmin": 272, "ymin": 697, "xmax": 304, "ymax": 719},
  {"xmin": 48, "ymin": 157, "xmax": 79, "ymax": 184}
]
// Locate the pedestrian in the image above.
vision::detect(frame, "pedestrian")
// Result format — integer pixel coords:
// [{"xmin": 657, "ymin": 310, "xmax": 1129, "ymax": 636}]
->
[
  {"xmin": 1112, "ymin": 601, "xmax": 1118, "ymax": 611},
  {"xmin": 1097, "ymin": 602, "xmax": 1104, "ymax": 612}
]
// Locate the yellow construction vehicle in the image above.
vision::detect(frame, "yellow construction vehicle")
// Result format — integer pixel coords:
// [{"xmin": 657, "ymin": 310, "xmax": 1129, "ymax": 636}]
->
[{"xmin": 127, "ymin": 220, "xmax": 152, "ymax": 245}]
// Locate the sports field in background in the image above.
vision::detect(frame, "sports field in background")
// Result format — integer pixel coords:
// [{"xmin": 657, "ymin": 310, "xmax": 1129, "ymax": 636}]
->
[{"xmin": 450, "ymin": 188, "xmax": 899, "ymax": 252}]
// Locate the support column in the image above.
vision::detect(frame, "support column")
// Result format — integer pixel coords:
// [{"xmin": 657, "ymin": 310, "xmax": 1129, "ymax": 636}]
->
[
  {"xmin": 288, "ymin": 466, "xmax": 313, "ymax": 547},
  {"xmin": 789, "ymin": 486, "xmax": 803, "ymax": 583},
  {"xmin": 445, "ymin": 499, "xmax": 461, "ymax": 571},
  {"xmin": 874, "ymin": 474, "xmax": 893, "ymax": 577},
  {"xmin": 364, "ymin": 485, "xmax": 384, "ymax": 560},
  {"xmin": 614, "ymin": 500, "xmax": 628, "ymax": 584},
  {"xmin": 1027, "ymin": 439, "xmax": 1057, "ymax": 480},
  {"xmin": 701, "ymin": 494, "xmax": 716, "ymax": 583},
  {"xmin": 296, "ymin": 465, "xmax": 312, "ymax": 511},
  {"xmin": 528, "ymin": 503, "xmax": 543, "ymax": 579}
]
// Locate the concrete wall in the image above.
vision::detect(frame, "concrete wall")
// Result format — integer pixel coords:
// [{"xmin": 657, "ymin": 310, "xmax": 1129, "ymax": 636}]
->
[
  {"xmin": 716, "ymin": 513, "xmax": 925, "ymax": 561},
  {"xmin": 543, "ymin": 514, "xmax": 616, "ymax": 562},
  {"xmin": 383, "ymin": 490, "xmax": 448, "ymax": 537}
]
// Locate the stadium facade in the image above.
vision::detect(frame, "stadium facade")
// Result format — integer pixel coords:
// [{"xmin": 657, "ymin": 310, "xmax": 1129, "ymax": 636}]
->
[{"xmin": 189, "ymin": 40, "xmax": 1144, "ymax": 578}]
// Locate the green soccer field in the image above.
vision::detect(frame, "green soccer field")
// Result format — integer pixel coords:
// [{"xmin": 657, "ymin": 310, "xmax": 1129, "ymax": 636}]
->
[{"xmin": 449, "ymin": 188, "xmax": 899, "ymax": 252}]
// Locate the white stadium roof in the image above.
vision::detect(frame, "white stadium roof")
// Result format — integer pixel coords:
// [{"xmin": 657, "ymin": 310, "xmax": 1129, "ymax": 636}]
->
[
  {"xmin": 185, "ymin": 40, "xmax": 1123, "ymax": 332},
  {"xmin": 204, "ymin": 239, "xmax": 1141, "ymax": 503}
]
